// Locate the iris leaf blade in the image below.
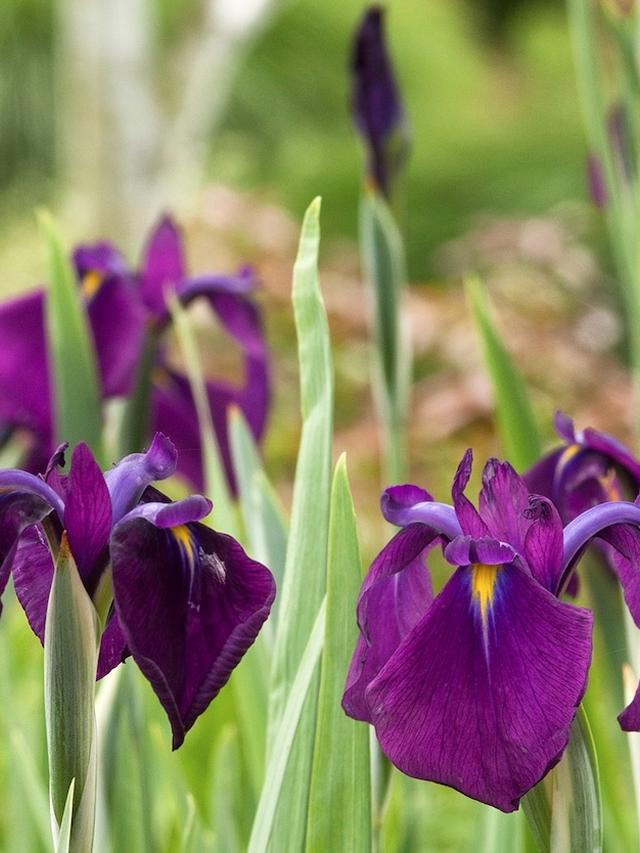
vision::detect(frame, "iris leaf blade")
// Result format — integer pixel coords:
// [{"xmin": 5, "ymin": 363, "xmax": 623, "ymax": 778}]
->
[
  {"xmin": 40, "ymin": 210, "xmax": 104, "ymax": 462},
  {"xmin": 305, "ymin": 454, "xmax": 371, "ymax": 853},
  {"xmin": 55, "ymin": 779, "xmax": 75, "ymax": 853},
  {"xmin": 465, "ymin": 276, "xmax": 540, "ymax": 471}
]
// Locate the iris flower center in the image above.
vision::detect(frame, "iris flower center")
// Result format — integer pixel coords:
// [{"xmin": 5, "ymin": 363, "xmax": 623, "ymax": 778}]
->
[
  {"xmin": 81, "ymin": 270, "xmax": 103, "ymax": 298},
  {"xmin": 470, "ymin": 562, "xmax": 500, "ymax": 624}
]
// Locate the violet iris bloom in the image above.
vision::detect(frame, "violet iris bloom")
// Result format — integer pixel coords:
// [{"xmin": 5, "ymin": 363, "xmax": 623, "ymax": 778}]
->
[
  {"xmin": 0, "ymin": 216, "xmax": 270, "ymax": 494},
  {"xmin": 0, "ymin": 434, "xmax": 275, "ymax": 748},
  {"xmin": 344, "ymin": 450, "xmax": 640, "ymax": 811},
  {"xmin": 351, "ymin": 6, "xmax": 408, "ymax": 197}
]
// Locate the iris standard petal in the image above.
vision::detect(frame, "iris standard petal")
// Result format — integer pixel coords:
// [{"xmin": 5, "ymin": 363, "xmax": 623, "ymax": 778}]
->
[
  {"xmin": 140, "ymin": 216, "xmax": 186, "ymax": 317},
  {"xmin": 64, "ymin": 443, "xmax": 112, "ymax": 592},
  {"xmin": 87, "ymin": 276, "xmax": 147, "ymax": 398},
  {"xmin": 343, "ymin": 523, "xmax": 436, "ymax": 722},
  {"xmin": 522, "ymin": 496, "xmax": 564, "ymax": 593},
  {"xmin": 73, "ymin": 242, "xmax": 129, "ymax": 279},
  {"xmin": 380, "ymin": 485, "xmax": 461, "ymax": 538},
  {"xmin": 365, "ymin": 562, "xmax": 593, "ymax": 812},
  {"xmin": 105, "ymin": 432, "xmax": 177, "ymax": 523},
  {"xmin": 479, "ymin": 459, "xmax": 533, "ymax": 551},
  {"xmin": 111, "ymin": 500, "xmax": 275, "ymax": 747},
  {"xmin": 451, "ymin": 450, "xmax": 489, "ymax": 537},
  {"xmin": 523, "ymin": 448, "xmax": 564, "ymax": 502}
]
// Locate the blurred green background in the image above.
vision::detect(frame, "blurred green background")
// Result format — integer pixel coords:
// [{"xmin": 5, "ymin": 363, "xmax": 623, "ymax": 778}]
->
[{"xmin": 0, "ymin": 0, "xmax": 589, "ymax": 280}]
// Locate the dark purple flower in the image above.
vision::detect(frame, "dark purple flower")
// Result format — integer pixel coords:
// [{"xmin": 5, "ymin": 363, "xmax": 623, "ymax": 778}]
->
[
  {"xmin": 344, "ymin": 449, "xmax": 640, "ymax": 811},
  {"xmin": 0, "ymin": 215, "xmax": 270, "ymax": 494},
  {"xmin": 350, "ymin": 6, "xmax": 408, "ymax": 197},
  {"xmin": 0, "ymin": 434, "xmax": 275, "ymax": 748},
  {"xmin": 524, "ymin": 411, "xmax": 640, "ymax": 521}
]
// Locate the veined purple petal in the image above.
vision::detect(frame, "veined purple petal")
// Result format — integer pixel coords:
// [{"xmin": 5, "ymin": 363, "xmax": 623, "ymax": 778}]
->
[
  {"xmin": 343, "ymin": 523, "xmax": 436, "ymax": 722},
  {"xmin": 96, "ymin": 613, "xmax": 128, "ymax": 679},
  {"xmin": 366, "ymin": 562, "xmax": 592, "ymax": 812},
  {"xmin": 479, "ymin": 459, "xmax": 531, "ymax": 552},
  {"xmin": 522, "ymin": 497, "xmax": 564, "ymax": 592},
  {"xmin": 111, "ymin": 503, "xmax": 275, "ymax": 747},
  {"xmin": 523, "ymin": 448, "xmax": 564, "ymax": 502},
  {"xmin": 105, "ymin": 433, "xmax": 177, "ymax": 524},
  {"xmin": 140, "ymin": 216, "xmax": 185, "ymax": 317},
  {"xmin": 451, "ymin": 449, "xmax": 489, "ymax": 537},
  {"xmin": 351, "ymin": 6, "xmax": 408, "ymax": 195},
  {"xmin": 64, "ymin": 443, "xmax": 112, "ymax": 593},
  {"xmin": 88, "ymin": 276, "xmax": 147, "ymax": 398}
]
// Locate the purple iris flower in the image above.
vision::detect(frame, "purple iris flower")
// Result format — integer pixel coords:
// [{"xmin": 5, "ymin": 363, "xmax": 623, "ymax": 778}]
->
[
  {"xmin": 0, "ymin": 433, "xmax": 275, "ymax": 748},
  {"xmin": 351, "ymin": 6, "xmax": 409, "ymax": 197},
  {"xmin": 524, "ymin": 411, "xmax": 640, "ymax": 521},
  {"xmin": 343, "ymin": 449, "xmax": 640, "ymax": 811},
  {"xmin": 0, "ymin": 215, "xmax": 270, "ymax": 494}
]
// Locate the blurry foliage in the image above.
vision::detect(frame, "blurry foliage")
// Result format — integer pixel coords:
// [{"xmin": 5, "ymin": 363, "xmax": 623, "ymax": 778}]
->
[{"xmin": 1, "ymin": 0, "xmax": 592, "ymax": 280}]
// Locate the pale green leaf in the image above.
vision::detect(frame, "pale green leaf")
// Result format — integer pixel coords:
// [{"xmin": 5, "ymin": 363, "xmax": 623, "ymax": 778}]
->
[
  {"xmin": 249, "ymin": 599, "xmax": 326, "ymax": 853},
  {"xmin": 466, "ymin": 276, "xmax": 540, "ymax": 471},
  {"xmin": 305, "ymin": 455, "xmax": 371, "ymax": 853},
  {"xmin": 267, "ymin": 198, "xmax": 333, "ymax": 850},
  {"xmin": 39, "ymin": 210, "xmax": 104, "ymax": 463}
]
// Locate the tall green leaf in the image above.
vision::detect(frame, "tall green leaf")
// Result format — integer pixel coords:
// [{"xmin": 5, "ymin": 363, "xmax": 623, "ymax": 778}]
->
[
  {"xmin": 359, "ymin": 189, "xmax": 410, "ymax": 482},
  {"xmin": 39, "ymin": 210, "xmax": 104, "ymax": 462},
  {"xmin": 465, "ymin": 276, "xmax": 540, "ymax": 470},
  {"xmin": 56, "ymin": 780, "xmax": 76, "ymax": 853},
  {"xmin": 305, "ymin": 455, "xmax": 371, "ymax": 853},
  {"xmin": 229, "ymin": 407, "xmax": 288, "ymax": 628},
  {"xmin": 522, "ymin": 707, "xmax": 601, "ymax": 853},
  {"xmin": 249, "ymin": 600, "xmax": 327, "ymax": 853},
  {"xmin": 267, "ymin": 197, "xmax": 333, "ymax": 850}
]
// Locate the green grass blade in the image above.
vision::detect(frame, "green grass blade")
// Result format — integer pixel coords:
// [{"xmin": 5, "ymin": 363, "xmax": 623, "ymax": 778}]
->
[
  {"xmin": 168, "ymin": 292, "xmax": 239, "ymax": 537},
  {"xmin": 39, "ymin": 210, "xmax": 104, "ymax": 462},
  {"xmin": 210, "ymin": 726, "xmax": 243, "ymax": 853},
  {"xmin": 465, "ymin": 276, "xmax": 540, "ymax": 470},
  {"xmin": 249, "ymin": 599, "xmax": 327, "ymax": 853},
  {"xmin": 266, "ymin": 198, "xmax": 333, "ymax": 850},
  {"xmin": 359, "ymin": 190, "xmax": 410, "ymax": 482},
  {"xmin": 305, "ymin": 454, "xmax": 371, "ymax": 853}
]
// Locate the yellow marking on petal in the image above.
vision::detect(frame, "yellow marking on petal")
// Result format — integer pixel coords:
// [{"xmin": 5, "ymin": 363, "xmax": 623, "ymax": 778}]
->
[
  {"xmin": 557, "ymin": 443, "xmax": 581, "ymax": 472},
  {"xmin": 172, "ymin": 524, "xmax": 195, "ymax": 564},
  {"xmin": 598, "ymin": 469, "xmax": 622, "ymax": 501},
  {"xmin": 81, "ymin": 270, "xmax": 103, "ymax": 298},
  {"xmin": 471, "ymin": 563, "xmax": 500, "ymax": 625}
]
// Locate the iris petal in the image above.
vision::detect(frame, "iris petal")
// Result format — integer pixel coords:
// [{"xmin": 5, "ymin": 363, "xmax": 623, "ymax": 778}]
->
[
  {"xmin": 366, "ymin": 562, "xmax": 592, "ymax": 812},
  {"xmin": 139, "ymin": 216, "xmax": 185, "ymax": 317},
  {"xmin": 105, "ymin": 432, "xmax": 177, "ymax": 523},
  {"xmin": 111, "ymin": 499, "xmax": 275, "ymax": 747}
]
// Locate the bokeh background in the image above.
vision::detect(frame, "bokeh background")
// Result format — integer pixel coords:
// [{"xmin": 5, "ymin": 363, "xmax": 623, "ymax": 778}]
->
[{"xmin": 0, "ymin": 0, "xmax": 633, "ymax": 849}]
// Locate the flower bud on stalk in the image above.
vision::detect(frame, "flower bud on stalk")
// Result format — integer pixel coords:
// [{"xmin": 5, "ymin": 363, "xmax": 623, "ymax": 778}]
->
[{"xmin": 44, "ymin": 535, "xmax": 100, "ymax": 853}]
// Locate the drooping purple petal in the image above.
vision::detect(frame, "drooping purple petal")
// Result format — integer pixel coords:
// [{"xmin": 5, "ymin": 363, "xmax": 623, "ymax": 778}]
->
[
  {"xmin": 96, "ymin": 612, "xmax": 128, "ymax": 679},
  {"xmin": 105, "ymin": 432, "xmax": 177, "ymax": 524},
  {"xmin": 451, "ymin": 450, "xmax": 489, "ymax": 537},
  {"xmin": 343, "ymin": 523, "xmax": 436, "ymax": 722},
  {"xmin": 139, "ymin": 216, "xmax": 186, "ymax": 317},
  {"xmin": 64, "ymin": 443, "xmax": 112, "ymax": 593},
  {"xmin": 87, "ymin": 276, "xmax": 147, "ymax": 397},
  {"xmin": 0, "ymin": 291, "xmax": 51, "ymax": 448},
  {"xmin": 111, "ymin": 498, "xmax": 275, "ymax": 747},
  {"xmin": 350, "ymin": 6, "xmax": 408, "ymax": 196},
  {"xmin": 581, "ymin": 427, "xmax": 640, "ymax": 488},
  {"xmin": 365, "ymin": 562, "xmax": 593, "ymax": 812}
]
